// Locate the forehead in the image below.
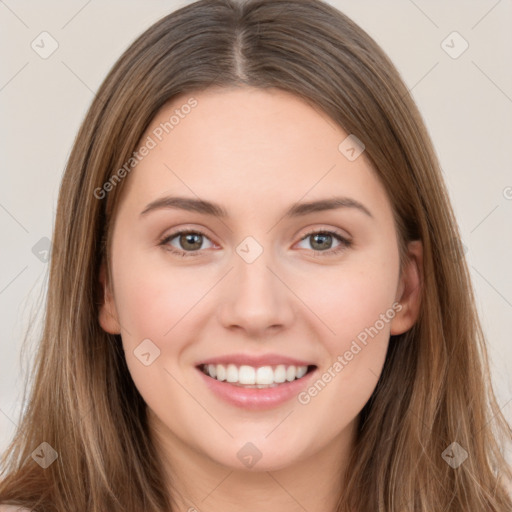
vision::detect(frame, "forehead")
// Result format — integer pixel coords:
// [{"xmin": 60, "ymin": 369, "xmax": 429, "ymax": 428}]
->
[{"xmin": 117, "ymin": 86, "xmax": 391, "ymax": 222}]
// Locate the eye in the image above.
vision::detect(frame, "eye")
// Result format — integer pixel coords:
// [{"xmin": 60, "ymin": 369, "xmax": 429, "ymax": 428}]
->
[
  {"xmin": 159, "ymin": 227, "xmax": 352, "ymax": 258},
  {"xmin": 296, "ymin": 229, "xmax": 352, "ymax": 256},
  {"xmin": 159, "ymin": 229, "xmax": 215, "ymax": 257}
]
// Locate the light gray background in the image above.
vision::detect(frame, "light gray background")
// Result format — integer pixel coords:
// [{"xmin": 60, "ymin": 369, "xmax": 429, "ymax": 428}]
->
[{"xmin": 1, "ymin": 0, "xmax": 511, "ymax": 460}]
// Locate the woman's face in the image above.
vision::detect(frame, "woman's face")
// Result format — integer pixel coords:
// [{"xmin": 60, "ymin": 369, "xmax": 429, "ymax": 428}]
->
[{"xmin": 99, "ymin": 86, "xmax": 421, "ymax": 473}]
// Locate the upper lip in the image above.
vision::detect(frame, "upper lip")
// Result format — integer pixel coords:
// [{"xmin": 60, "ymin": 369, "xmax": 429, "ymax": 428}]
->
[{"xmin": 196, "ymin": 353, "xmax": 316, "ymax": 368}]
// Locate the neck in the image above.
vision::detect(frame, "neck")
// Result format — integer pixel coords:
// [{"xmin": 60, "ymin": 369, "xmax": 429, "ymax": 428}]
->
[{"xmin": 149, "ymin": 409, "xmax": 358, "ymax": 512}]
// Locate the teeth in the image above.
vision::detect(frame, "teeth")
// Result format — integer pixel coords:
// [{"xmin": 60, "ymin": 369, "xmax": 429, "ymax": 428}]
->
[
  {"xmin": 226, "ymin": 364, "xmax": 238, "ymax": 383},
  {"xmin": 239, "ymin": 365, "xmax": 256, "ymax": 384},
  {"xmin": 201, "ymin": 363, "xmax": 311, "ymax": 386}
]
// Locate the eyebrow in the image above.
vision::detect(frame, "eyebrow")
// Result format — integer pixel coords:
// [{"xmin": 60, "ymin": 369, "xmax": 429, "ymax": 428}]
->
[{"xmin": 140, "ymin": 195, "xmax": 373, "ymax": 219}]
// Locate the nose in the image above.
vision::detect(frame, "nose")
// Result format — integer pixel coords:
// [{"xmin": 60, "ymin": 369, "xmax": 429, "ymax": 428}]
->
[{"xmin": 217, "ymin": 248, "xmax": 295, "ymax": 338}]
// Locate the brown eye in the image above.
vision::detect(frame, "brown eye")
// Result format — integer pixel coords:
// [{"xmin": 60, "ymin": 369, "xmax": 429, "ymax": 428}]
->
[
  {"xmin": 296, "ymin": 229, "xmax": 352, "ymax": 256},
  {"xmin": 160, "ymin": 229, "xmax": 214, "ymax": 257}
]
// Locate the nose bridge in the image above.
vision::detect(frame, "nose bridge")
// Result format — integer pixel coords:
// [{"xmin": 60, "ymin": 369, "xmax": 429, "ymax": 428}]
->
[{"xmin": 217, "ymin": 237, "xmax": 294, "ymax": 334}]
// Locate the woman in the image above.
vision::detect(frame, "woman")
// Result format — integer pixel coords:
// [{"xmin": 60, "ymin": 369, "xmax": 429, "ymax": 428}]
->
[{"xmin": 1, "ymin": 0, "xmax": 511, "ymax": 511}]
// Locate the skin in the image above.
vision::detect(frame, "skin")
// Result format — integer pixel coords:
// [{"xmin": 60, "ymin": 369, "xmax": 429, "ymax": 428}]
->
[{"xmin": 99, "ymin": 86, "xmax": 422, "ymax": 512}]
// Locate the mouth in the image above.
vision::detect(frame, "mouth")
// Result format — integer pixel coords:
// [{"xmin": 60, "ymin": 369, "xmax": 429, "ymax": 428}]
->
[{"xmin": 197, "ymin": 363, "xmax": 317, "ymax": 388}]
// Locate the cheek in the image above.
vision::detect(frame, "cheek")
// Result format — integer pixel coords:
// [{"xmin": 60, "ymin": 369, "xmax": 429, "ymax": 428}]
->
[
  {"xmin": 110, "ymin": 253, "xmax": 196, "ymax": 407},
  {"xmin": 304, "ymin": 255, "xmax": 399, "ymax": 348},
  {"xmin": 112, "ymin": 248, "xmax": 199, "ymax": 342},
  {"xmin": 297, "ymin": 250, "xmax": 399, "ymax": 399}
]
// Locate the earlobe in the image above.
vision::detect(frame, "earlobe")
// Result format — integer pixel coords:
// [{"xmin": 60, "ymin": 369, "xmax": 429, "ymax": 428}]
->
[
  {"xmin": 390, "ymin": 240, "xmax": 423, "ymax": 335},
  {"xmin": 98, "ymin": 261, "xmax": 121, "ymax": 335}
]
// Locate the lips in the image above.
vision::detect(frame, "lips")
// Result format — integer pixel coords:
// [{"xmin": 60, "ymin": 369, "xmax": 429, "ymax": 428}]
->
[{"xmin": 195, "ymin": 353, "xmax": 315, "ymax": 368}]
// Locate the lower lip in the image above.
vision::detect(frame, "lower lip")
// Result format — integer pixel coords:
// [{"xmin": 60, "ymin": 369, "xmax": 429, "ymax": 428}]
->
[{"xmin": 196, "ymin": 366, "xmax": 317, "ymax": 410}]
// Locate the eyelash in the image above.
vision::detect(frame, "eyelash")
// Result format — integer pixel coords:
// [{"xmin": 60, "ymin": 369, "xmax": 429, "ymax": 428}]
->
[{"xmin": 158, "ymin": 228, "xmax": 352, "ymax": 258}]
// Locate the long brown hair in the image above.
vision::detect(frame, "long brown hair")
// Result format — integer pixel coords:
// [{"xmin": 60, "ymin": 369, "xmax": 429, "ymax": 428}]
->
[{"xmin": 1, "ymin": 0, "xmax": 511, "ymax": 510}]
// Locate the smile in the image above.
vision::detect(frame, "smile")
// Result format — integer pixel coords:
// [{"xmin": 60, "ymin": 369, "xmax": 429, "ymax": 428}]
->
[{"xmin": 195, "ymin": 362, "xmax": 318, "ymax": 410}]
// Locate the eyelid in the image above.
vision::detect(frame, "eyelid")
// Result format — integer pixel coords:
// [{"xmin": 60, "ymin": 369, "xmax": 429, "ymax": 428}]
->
[{"xmin": 297, "ymin": 225, "xmax": 351, "ymax": 242}]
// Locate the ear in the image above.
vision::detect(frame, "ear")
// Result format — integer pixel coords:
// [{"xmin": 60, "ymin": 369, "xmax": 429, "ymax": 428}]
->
[
  {"xmin": 390, "ymin": 240, "xmax": 423, "ymax": 335},
  {"xmin": 98, "ymin": 260, "xmax": 121, "ymax": 335}
]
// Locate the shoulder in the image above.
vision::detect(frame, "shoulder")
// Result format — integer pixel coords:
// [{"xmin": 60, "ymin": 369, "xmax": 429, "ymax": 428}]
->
[{"xmin": 0, "ymin": 506, "xmax": 32, "ymax": 512}]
